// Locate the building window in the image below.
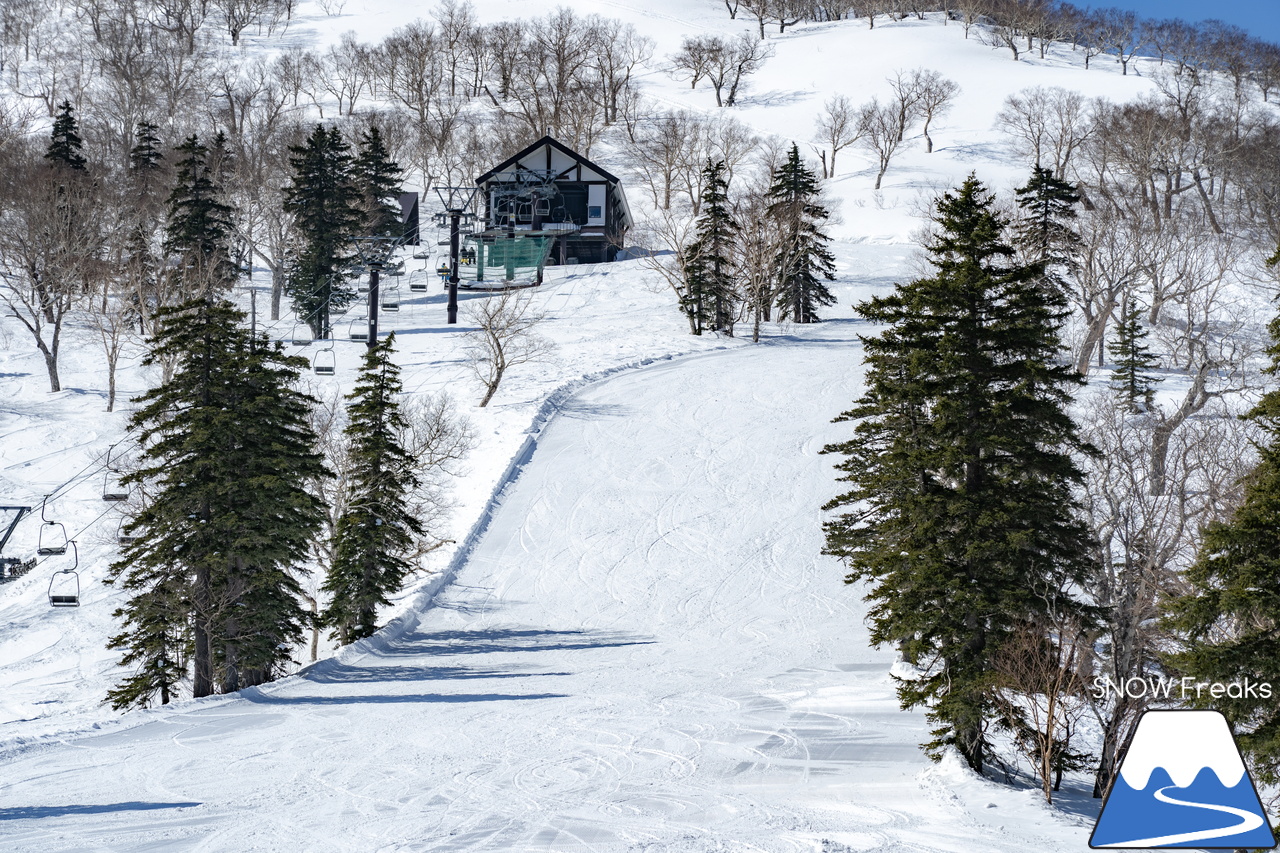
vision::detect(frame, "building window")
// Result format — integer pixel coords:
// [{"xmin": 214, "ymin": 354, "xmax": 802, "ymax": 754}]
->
[{"xmin": 588, "ymin": 205, "xmax": 602, "ymax": 219}]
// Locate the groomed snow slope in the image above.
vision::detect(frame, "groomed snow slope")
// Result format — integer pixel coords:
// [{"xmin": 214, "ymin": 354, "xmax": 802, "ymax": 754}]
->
[
  {"xmin": 0, "ymin": 320, "xmax": 1091, "ymax": 851},
  {"xmin": 0, "ymin": 0, "xmax": 1212, "ymax": 847}
]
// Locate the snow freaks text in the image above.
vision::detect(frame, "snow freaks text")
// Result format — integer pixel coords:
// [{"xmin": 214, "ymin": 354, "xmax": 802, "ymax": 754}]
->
[{"xmin": 1091, "ymin": 677, "xmax": 1274, "ymax": 701}]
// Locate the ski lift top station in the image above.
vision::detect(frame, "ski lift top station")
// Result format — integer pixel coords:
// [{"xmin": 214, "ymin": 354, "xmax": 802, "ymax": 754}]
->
[{"xmin": 473, "ymin": 135, "xmax": 632, "ymax": 267}]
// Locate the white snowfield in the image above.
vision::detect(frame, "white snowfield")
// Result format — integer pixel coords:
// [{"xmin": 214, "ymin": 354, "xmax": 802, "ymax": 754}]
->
[
  {"xmin": 0, "ymin": 323, "xmax": 1092, "ymax": 851},
  {"xmin": 0, "ymin": 0, "xmax": 1227, "ymax": 847}
]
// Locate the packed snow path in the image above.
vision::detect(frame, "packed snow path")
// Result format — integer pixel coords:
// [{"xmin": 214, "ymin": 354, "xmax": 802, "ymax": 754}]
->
[{"xmin": 0, "ymin": 325, "xmax": 1088, "ymax": 851}]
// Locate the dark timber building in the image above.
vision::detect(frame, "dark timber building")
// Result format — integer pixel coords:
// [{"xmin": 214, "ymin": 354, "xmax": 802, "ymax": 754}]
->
[{"xmin": 474, "ymin": 136, "xmax": 632, "ymax": 266}]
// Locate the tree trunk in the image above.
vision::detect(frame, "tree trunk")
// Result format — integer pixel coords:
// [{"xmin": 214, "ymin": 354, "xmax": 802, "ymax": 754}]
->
[{"xmin": 192, "ymin": 563, "xmax": 214, "ymax": 698}]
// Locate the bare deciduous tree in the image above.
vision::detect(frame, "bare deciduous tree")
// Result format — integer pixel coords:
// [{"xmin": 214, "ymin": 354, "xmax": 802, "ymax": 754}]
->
[
  {"xmin": 463, "ymin": 289, "xmax": 555, "ymax": 407},
  {"xmin": 994, "ymin": 620, "xmax": 1091, "ymax": 803},
  {"xmin": 915, "ymin": 69, "xmax": 959, "ymax": 153},
  {"xmin": 995, "ymin": 86, "xmax": 1093, "ymax": 178},
  {"xmin": 857, "ymin": 98, "xmax": 902, "ymax": 191},
  {"xmin": 813, "ymin": 94, "xmax": 863, "ymax": 178},
  {"xmin": 0, "ymin": 152, "xmax": 102, "ymax": 392}
]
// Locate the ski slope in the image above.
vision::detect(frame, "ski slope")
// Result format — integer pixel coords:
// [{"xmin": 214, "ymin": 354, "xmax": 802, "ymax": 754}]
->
[
  {"xmin": 0, "ymin": 0, "xmax": 1249, "ymax": 847},
  {"xmin": 0, "ymin": 321, "xmax": 1091, "ymax": 851}
]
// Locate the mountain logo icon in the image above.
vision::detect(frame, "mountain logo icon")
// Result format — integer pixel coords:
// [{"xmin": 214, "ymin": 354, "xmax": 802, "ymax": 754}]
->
[{"xmin": 1090, "ymin": 709, "xmax": 1277, "ymax": 849}]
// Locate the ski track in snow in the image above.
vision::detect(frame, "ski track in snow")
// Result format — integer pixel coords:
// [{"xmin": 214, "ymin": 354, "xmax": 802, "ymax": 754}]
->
[{"xmin": 0, "ymin": 324, "xmax": 1089, "ymax": 852}]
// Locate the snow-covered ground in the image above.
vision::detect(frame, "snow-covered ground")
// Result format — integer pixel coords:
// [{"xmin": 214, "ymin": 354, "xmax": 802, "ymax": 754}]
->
[
  {"xmin": 0, "ymin": 308, "xmax": 1097, "ymax": 852},
  {"xmin": 0, "ymin": 0, "xmax": 1260, "ymax": 848}
]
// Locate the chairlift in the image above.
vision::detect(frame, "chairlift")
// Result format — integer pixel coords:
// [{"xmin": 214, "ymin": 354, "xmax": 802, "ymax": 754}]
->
[
  {"xmin": 117, "ymin": 518, "xmax": 140, "ymax": 546},
  {"xmin": 102, "ymin": 444, "xmax": 129, "ymax": 502},
  {"xmin": 408, "ymin": 270, "xmax": 428, "ymax": 292},
  {"xmin": 48, "ymin": 541, "xmax": 79, "ymax": 607},
  {"xmin": 349, "ymin": 315, "xmax": 370, "ymax": 342},
  {"xmin": 36, "ymin": 497, "xmax": 68, "ymax": 556},
  {"xmin": 533, "ymin": 197, "xmax": 551, "ymax": 217},
  {"xmin": 313, "ymin": 342, "xmax": 336, "ymax": 376},
  {"xmin": 380, "ymin": 284, "xmax": 401, "ymax": 313},
  {"xmin": 291, "ymin": 323, "xmax": 314, "ymax": 347}
]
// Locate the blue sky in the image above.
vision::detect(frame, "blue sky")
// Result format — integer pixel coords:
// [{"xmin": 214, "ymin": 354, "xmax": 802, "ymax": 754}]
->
[{"xmin": 1078, "ymin": 1, "xmax": 1280, "ymax": 46}]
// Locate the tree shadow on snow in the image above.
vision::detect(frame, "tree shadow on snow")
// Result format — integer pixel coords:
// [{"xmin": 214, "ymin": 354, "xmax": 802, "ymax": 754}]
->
[
  {"xmin": 307, "ymin": 663, "xmax": 572, "ymax": 684},
  {"xmin": 0, "ymin": 801, "xmax": 202, "ymax": 820},
  {"xmin": 242, "ymin": 691, "xmax": 569, "ymax": 706},
  {"xmin": 379, "ymin": 627, "xmax": 656, "ymax": 658},
  {"xmin": 556, "ymin": 400, "xmax": 631, "ymax": 420}
]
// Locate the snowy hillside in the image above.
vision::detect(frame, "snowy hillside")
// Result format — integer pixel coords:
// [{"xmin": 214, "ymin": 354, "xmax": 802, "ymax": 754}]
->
[{"xmin": 1, "ymin": 0, "xmax": 1276, "ymax": 850}]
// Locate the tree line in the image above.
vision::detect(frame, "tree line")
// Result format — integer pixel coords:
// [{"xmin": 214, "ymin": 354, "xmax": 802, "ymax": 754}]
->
[
  {"xmin": 0, "ymin": 99, "xmax": 471, "ymax": 709},
  {"xmin": 637, "ymin": 144, "xmax": 838, "ymax": 339},
  {"xmin": 0, "ymin": 101, "xmax": 403, "ymax": 403},
  {"xmin": 714, "ymin": 0, "xmax": 1280, "ymax": 99},
  {"xmin": 824, "ymin": 163, "xmax": 1280, "ymax": 803}
]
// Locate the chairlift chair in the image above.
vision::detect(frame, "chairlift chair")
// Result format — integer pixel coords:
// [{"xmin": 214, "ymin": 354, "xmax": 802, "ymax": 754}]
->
[
  {"xmin": 380, "ymin": 285, "xmax": 401, "ymax": 313},
  {"xmin": 533, "ymin": 197, "xmax": 551, "ymax": 217},
  {"xmin": 102, "ymin": 444, "xmax": 129, "ymax": 502},
  {"xmin": 349, "ymin": 315, "xmax": 370, "ymax": 342},
  {"xmin": 36, "ymin": 498, "xmax": 68, "ymax": 556},
  {"xmin": 313, "ymin": 343, "xmax": 336, "ymax": 376},
  {"xmin": 291, "ymin": 323, "xmax": 314, "ymax": 347},
  {"xmin": 48, "ymin": 541, "xmax": 79, "ymax": 607},
  {"xmin": 117, "ymin": 518, "xmax": 140, "ymax": 546},
  {"xmin": 408, "ymin": 270, "xmax": 428, "ymax": 292}
]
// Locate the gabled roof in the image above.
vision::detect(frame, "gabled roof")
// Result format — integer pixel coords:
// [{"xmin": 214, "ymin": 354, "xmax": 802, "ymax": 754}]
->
[
  {"xmin": 476, "ymin": 136, "xmax": 621, "ymax": 186},
  {"xmin": 398, "ymin": 191, "xmax": 418, "ymax": 224}
]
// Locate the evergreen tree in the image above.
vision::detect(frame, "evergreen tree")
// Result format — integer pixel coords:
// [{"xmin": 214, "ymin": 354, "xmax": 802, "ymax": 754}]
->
[
  {"xmin": 1108, "ymin": 298, "xmax": 1161, "ymax": 413},
  {"xmin": 106, "ymin": 549, "xmax": 190, "ymax": 710},
  {"xmin": 1012, "ymin": 166, "xmax": 1080, "ymax": 295},
  {"xmin": 1166, "ymin": 253, "xmax": 1280, "ymax": 784},
  {"xmin": 322, "ymin": 333, "xmax": 423, "ymax": 644},
  {"xmin": 163, "ymin": 135, "xmax": 240, "ymax": 298},
  {"xmin": 125, "ymin": 122, "xmax": 165, "ymax": 327},
  {"xmin": 209, "ymin": 335, "xmax": 328, "ymax": 691},
  {"xmin": 284, "ymin": 124, "xmax": 363, "ymax": 340},
  {"xmin": 129, "ymin": 121, "xmax": 163, "ymax": 187},
  {"xmin": 45, "ymin": 100, "xmax": 86, "ymax": 171},
  {"xmin": 107, "ymin": 297, "xmax": 328, "ymax": 707},
  {"xmin": 351, "ymin": 126, "xmax": 404, "ymax": 241},
  {"xmin": 682, "ymin": 160, "xmax": 739, "ymax": 336},
  {"xmin": 766, "ymin": 145, "xmax": 836, "ymax": 323},
  {"xmin": 822, "ymin": 175, "xmax": 1095, "ymax": 773}
]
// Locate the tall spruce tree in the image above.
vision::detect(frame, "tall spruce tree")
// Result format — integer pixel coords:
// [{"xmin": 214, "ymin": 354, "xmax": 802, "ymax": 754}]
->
[
  {"xmin": 1108, "ymin": 298, "xmax": 1161, "ymax": 413},
  {"xmin": 1012, "ymin": 166, "xmax": 1080, "ymax": 295},
  {"xmin": 124, "ymin": 122, "xmax": 165, "ymax": 326},
  {"xmin": 322, "ymin": 333, "xmax": 423, "ymax": 644},
  {"xmin": 163, "ymin": 135, "xmax": 240, "ymax": 298},
  {"xmin": 822, "ymin": 175, "xmax": 1095, "ymax": 773},
  {"xmin": 1165, "ymin": 251, "xmax": 1280, "ymax": 784},
  {"xmin": 767, "ymin": 145, "xmax": 836, "ymax": 324},
  {"xmin": 682, "ymin": 160, "xmax": 739, "ymax": 336},
  {"xmin": 45, "ymin": 100, "xmax": 87, "ymax": 171},
  {"xmin": 351, "ymin": 126, "xmax": 404, "ymax": 241},
  {"xmin": 284, "ymin": 124, "xmax": 363, "ymax": 340},
  {"xmin": 107, "ymin": 297, "xmax": 328, "ymax": 707}
]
